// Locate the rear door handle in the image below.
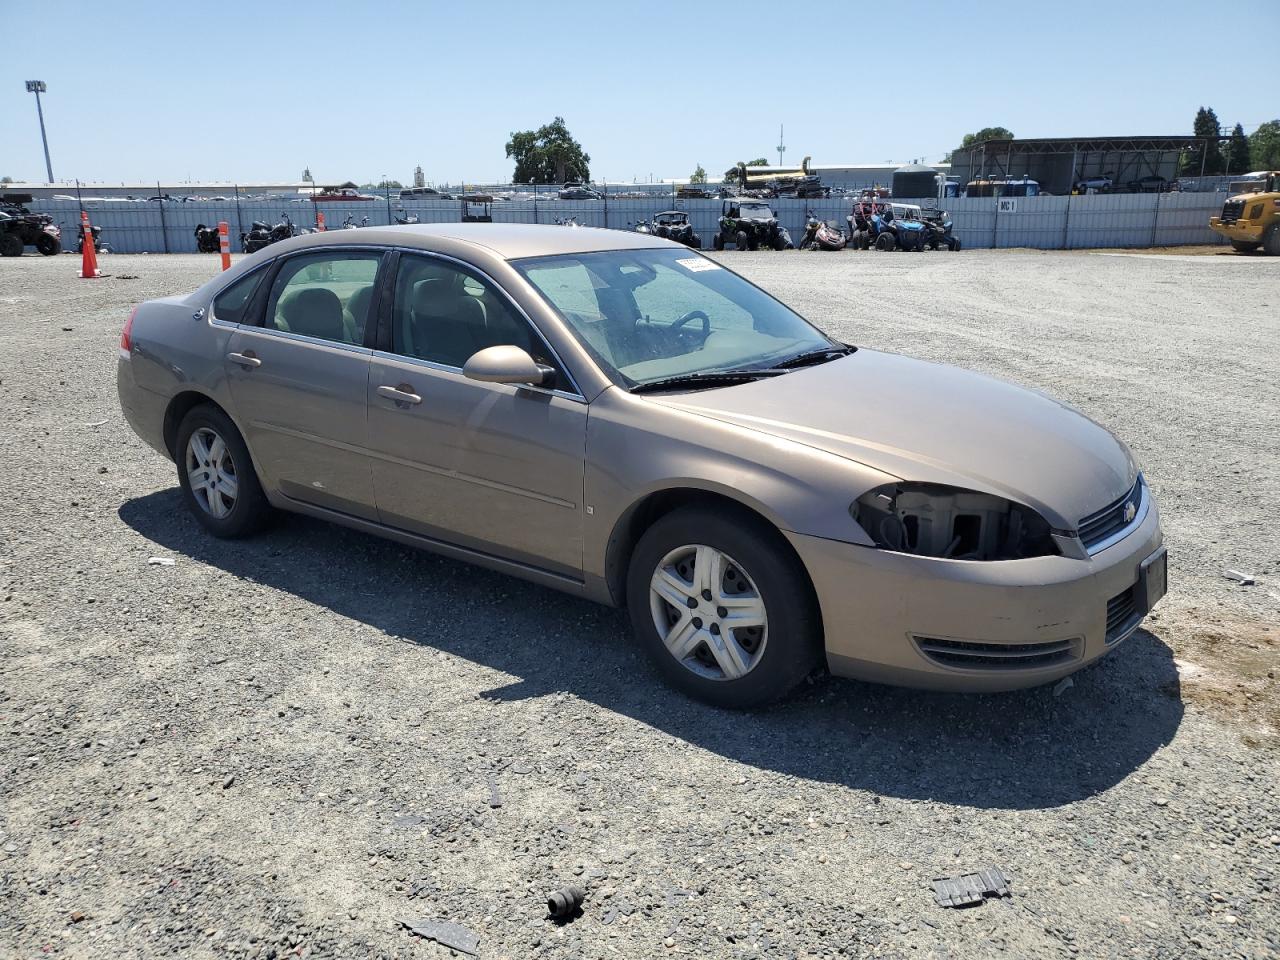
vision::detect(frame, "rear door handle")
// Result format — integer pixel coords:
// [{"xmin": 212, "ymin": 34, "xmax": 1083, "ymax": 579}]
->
[
  {"xmin": 227, "ymin": 351, "xmax": 261, "ymax": 368},
  {"xmin": 377, "ymin": 384, "xmax": 422, "ymax": 406}
]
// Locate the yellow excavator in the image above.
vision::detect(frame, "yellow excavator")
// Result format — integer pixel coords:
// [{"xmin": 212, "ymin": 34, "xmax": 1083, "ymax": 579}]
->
[{"xmin": 1209, "ymin": 171, "xmax": 1280, "ymax": 254}]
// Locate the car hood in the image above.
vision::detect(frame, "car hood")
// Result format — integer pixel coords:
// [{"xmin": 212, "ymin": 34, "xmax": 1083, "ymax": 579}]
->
[{"xmin": 651, "ymin": 349, "xmax": 1137, "ymax": 530}]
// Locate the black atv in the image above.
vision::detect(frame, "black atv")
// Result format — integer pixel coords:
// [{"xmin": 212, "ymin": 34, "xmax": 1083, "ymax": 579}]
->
[
  {"xmin": 635, "ymin": 210, "xmax": 701, "ymax": 248},
  {"xmin": 0, "ymin": 199, "xmax": 62, "ymax": 256},
  {"xmin": 711, "ymin": 199, "xmax": 793, "ymax": 251},
  {"xmin": 921, "ymin": 207, "xmax": 961, "ymax": 251}
]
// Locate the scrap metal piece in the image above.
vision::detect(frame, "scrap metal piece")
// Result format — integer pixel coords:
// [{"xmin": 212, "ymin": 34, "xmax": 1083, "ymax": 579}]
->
[
  {"xmin": 399, "ymin": 918, "xmax": 480, "ymax": 955},
  {"xmin": 1224, "ymin": 569, "xmax": 1256, "ymax": 586},
  {"xmin": 932, "ymin": 867, "xmax": 1011, "ymax": 908}
]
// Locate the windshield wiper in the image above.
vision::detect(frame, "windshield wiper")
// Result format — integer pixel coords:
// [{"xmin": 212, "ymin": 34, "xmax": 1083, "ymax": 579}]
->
[
  {"xmin": 630, "ymin": 370, "xmax": 786, "ymax": 395},
  {"xmin": 768, "ymin": 345, "xmax": 854, "ymax": 370}
]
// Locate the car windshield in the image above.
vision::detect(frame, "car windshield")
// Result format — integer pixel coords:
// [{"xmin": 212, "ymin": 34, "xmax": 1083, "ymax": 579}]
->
[
  {"xmin": 737, "ymin": 204, "xmax": 773, "ymax": 218},
  {"xmin": 514, "ymin": 248, "xmax": 837, "ymax": 387}
]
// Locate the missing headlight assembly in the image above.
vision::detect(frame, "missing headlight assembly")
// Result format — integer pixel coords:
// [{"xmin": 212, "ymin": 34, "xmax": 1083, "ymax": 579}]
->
[{"xmin": 852, "ymin": 483, "xmax": 1057, "ymax": 561}]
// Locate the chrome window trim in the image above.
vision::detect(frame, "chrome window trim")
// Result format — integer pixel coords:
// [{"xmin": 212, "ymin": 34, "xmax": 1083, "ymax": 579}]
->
[
  {"xmin": 240, "ymin": 325, "xmax": 374, "ymax": 357},
  {"xmin": 387, "ymin": 246, "xmax": 586, "ymax": 400}
]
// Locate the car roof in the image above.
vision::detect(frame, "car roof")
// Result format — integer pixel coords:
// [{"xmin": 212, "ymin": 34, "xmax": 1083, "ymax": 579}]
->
[{"xmin": 261, "ymin": 223, "xmax": 672, "ymax": 261}]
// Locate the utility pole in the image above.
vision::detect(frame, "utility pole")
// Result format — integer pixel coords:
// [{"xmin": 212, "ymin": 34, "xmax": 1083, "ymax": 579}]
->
[
  {"xmin": 776, "ymin": 124, "xmax": 786, "ymax": 168},
  {"xmin": 25, "ymin": 81, "xmax": 54, "ymax": 183}
]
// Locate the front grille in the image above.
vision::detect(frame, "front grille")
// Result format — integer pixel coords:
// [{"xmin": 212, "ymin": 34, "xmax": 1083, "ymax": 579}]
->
[
  {"xmin": 1079, "ymin": 478, "xmax": 1143, "ymax": 552},
  {"xmin": 1220, "ymin": 199, "xmax": 1244, "ymax": 224},
  {"xmin": 1105, "ymin": 586, "xmax": 1140, "ymax": 644},
  {"xmin": 914, "ymin": 636, "xmax": 1080, "ymax": 671}
]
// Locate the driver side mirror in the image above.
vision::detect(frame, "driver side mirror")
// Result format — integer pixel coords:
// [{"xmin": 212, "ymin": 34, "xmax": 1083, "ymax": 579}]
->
[{"xmin": 463, "ymin": 345, "xmax": 555, "ymax": 387}]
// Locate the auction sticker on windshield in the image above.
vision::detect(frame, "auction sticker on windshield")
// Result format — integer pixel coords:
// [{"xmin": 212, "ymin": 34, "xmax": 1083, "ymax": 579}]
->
[{"xmin": 677, "ymin": 258, "xmax": 720, "ymax": 272}]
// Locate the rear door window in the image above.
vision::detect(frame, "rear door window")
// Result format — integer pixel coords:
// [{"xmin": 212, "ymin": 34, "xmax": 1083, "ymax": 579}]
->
[{"xmin": 263, "ymin": 251, "xmax": 382, "ymax": 345}]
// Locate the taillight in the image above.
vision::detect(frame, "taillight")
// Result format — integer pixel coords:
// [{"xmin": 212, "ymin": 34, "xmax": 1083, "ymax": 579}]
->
[{"xmin": 120, "ymin": 306, "xmax": 137, "ymax": 357}]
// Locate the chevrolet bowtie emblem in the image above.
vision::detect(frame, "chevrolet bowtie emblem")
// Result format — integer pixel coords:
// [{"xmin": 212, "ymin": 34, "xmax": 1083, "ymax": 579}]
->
[{"xmin": 1123, "ymin": 500, "xmax": 1137, "ymax": 524}]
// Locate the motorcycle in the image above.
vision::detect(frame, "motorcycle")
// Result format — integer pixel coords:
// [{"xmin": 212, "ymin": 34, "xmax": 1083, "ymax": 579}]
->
[
  {"xmin": 240, "ymin": 213, "xmax": 296, "ymax": 253},
  {"xmin": 342, "ymin": 214, "xmax": 370, "ymax": 229},
  {"xmin": 798, "ymin": 210, "xmax": 847, "ymax": 251},
  {"xmin": 194, "ymin": 223, "xmax": 222, "ymax": 253},
  {"xmin": 554, "ymin": 216, "xmax": 582, "ymax": 227},
  {"xmin": 394, "ymin": 213, "xmax": 420, "ymax": 224},
  {"xmin": 76, "ymin": 222, "xmax": 106, "ymax": 254}
]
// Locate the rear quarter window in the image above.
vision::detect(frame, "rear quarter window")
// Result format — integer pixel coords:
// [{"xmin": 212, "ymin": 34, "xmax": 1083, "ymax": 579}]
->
[{"xmin": 211, "ymin": 269, "xmax": 265, "ymax": 324}]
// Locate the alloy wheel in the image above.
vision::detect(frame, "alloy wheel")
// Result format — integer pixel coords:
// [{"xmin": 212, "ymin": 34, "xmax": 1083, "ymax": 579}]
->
[
  {"xmin": 185, "ymin": 427, "xmax": 239, "ymax": 520},
  {"xmin": 649, "ymin": 544, "xmax": 768, "ymax": 681}
]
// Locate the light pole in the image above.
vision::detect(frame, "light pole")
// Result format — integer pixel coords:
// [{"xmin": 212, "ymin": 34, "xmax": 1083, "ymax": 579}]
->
[
  {"xmin": 25, "ymin": 81, "xmax": 54, "ymax": 183},
  {"xmin": 776, "ymin": 124, "xmax": 785, "ymax": 168}
]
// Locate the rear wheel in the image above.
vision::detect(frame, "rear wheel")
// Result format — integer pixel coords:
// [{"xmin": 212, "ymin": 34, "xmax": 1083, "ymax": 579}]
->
[
  {"xmin": 626, "ymin": 506, "xmax": 821, "ymax": 708},
  {"xmin": 175, "ymin": 405, "xmax": 272, "ymax": 538},
  {"xmin": 772, "ymin": 234, "xmax": 787, "ymax": 251},
  {"xmin": 948, "ymin": 237, "xmax": 962, "ymax": 251},
  {"xmin": 1231, "ymin": 240, "xmax": 1260, "ymax": 253},
  {"xmin": 875, "ymin": 232, "xmax": 896, "ymax": 252},
  {"xmin": 35, "ymin": 234, "xmax": 61, "ymax": 256},
  {"xmin": 735, "ymin": 230, "xmax": 750, "ymax": 251},
  {"xmin": 712, "ymin": 233, "xmax": 724, "ymax": 250},
  {"xmin": 1263, "ymin": 224, "xmax": 1280, "ymax": 256},
  {"xmin": 0, "ymin": 233, "xmax": 22, "ymax": 257}
]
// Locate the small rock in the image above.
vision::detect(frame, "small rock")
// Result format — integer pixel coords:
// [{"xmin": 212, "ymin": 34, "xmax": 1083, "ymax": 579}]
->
[
  {"xmin": 70, "ymin": 911, "xmax": 85, "ymax": 923},
  {"xmin": 97, "ymin": 466, "xmax": 108, "ymax": 474},
  {"xmin": 222, "ymin": 775, "xmax": 235, "ymax": 790},
  {"xmin": 1153, "ymin": 798, "xmax": 1169, "ymax": 807}
]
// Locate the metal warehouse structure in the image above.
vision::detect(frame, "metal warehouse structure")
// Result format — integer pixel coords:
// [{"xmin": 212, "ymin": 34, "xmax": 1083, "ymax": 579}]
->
[{"xmin": 948, "ymin": 135, "xmax": 1237, "ymax": 194}]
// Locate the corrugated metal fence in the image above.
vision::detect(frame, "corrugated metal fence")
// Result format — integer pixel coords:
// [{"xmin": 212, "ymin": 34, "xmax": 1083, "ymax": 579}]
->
[{"xmin": 28, "ymin": 192, "xmax": 1230, "ymax": 255}]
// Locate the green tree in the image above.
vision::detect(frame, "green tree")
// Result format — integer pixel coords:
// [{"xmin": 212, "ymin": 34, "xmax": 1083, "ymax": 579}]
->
[
  {"xmin": 722, "ymin": 158, "xmax": 769, "ymax": 183},
  {"xmin": 944, "ymin": 127, "xmax": 1014, "ymax": 161},
  {"xmin": 376, "ymin": 179, "xmax": 403, "ymax": 190},
  {"xmin": 1248, "ymin": 120, "xmax": 1280, "ymax": 169},
  {"xmin": 1226, "ymin": 123, "xmax": 1252, "ymax": 174},
  {"xmin": 689, "ymin": 164, "xmax": 707, "ymax": 184},
  {"xmin": 505, "ymin": 117, "xmax": 591, "ymax": 184},
  {"xmin": 1181, "ymin": 107, "xmax": 1224, "ymax": 175},
  {"xmin": 0, "ymin": 176, "xmax": 12, "ymax": 184}
]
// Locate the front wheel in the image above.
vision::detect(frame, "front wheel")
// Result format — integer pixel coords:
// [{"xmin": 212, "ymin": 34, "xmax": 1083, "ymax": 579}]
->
[
  {"xmin": 626, "ymin": 506, "xmax": 821, "ymax": 708},
  {"xmin": 0, "ymin": 234, "xmax": 23, "ymax": 257},
  {"xmin": 175, "ymin": 405, "xmax": 272, "ymax": 539},
  {"xmin": 1263, "ymin": 224, "xmax": 1280, "ymax": 256},
  {"xmin": 1230, "ymin": 240, "xmax": 1260, "ymax": 253},
  {"xmin": 36, "ymin": 234, "xmax": 61, "ymax": 256},
  {"xmin": 712, "ymin": 233, "xmax": 724, "ymax": 251},
  {"xmin": 875, "ymin": 233, "xmax": 895, "ymax": 252},
  {"xmin": 735, "ymin": 230, "xmax": 750, "ymax": 251}
]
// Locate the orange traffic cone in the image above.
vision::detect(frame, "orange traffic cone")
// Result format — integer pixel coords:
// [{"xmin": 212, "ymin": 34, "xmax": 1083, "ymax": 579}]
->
[{"xmin": 78, "ymin": 211, "xmax": 101, "ymax": 279}]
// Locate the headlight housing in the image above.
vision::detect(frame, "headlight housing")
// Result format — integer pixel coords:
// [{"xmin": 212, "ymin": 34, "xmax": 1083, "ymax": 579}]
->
[{"xmin": 851, "ymin": 483, "xmax": 1057, "ymax": 561}]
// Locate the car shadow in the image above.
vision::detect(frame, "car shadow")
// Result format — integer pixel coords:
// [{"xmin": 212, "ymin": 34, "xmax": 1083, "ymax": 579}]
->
[{"xmin": 119, "ymin": 490, "xmax": 1184, "ymax": 811}]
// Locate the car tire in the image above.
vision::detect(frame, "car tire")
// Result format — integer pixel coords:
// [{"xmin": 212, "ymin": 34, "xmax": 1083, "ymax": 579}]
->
[
  {"xmin": 0, "ymin": 234, "xmax": 23, "ymax": 257},
  {"xmin": 175, "ymin": 404, "xmax": 272, "ymax": 539},
  {"xmin": 773, "ymin": 235, "xmax": 787, "ymax": 251},
  {"xmin": 1230, "ymin": 240, "xmax": 1260, "ymax": 253},
  {"xmin": 35, "ymin": 234, "xmax": 61, "ymax": 256},
  {"xmin": 949, "ymin": 237, "xmax": 962, "ymax": 251},
  {"xmin": 712, "ymin": 233, "xmax": 724, "ymax": 251},
  {"xmin": 1263, "ymin": 224, "xmax": 1280, "ymax": 256},
  {"xmin": 626, "ymin": 505, "xmax": 821, "ymax": 709},
  {"xmin": 875, "ymin": 233, "xmax": 895, "ymax": 252},
  {"xmin": 735, "ymin": 230, "xmax": 750, "ymax": 251}
]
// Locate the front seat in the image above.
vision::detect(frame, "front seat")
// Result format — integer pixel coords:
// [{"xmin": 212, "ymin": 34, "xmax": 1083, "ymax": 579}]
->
[
  {"xmin": 410, "ymin": 275, "xmax": 487, "ymax": 366},
  {"xmin": 283, "ymin": 287, "xmax": 347, "ymax": 342}
]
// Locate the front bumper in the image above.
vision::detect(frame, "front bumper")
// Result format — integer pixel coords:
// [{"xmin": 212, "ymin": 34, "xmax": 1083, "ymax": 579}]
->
[
  {"xmin": 1209, "ymin": 218, "xmax": 1263, "ymax": 244},
  {"xmin": 786, "ymin": 496, "xmax": 1164, "ymax": 692}
]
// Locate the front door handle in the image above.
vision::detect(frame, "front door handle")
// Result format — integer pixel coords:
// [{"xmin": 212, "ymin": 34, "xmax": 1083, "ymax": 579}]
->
[
  {"xmin": 227, "ymin": 351, "xmax": 261, "ymax": 368},
  {"xmin": 377, "ymin": 384, "xmax": 422, "ymax": 406}
]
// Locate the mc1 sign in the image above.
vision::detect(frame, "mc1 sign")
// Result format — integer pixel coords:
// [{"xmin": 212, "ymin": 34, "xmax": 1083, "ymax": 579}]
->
[{"xmin": 997, "ymin": 198, "xmax": 1018, "ymax": 213}]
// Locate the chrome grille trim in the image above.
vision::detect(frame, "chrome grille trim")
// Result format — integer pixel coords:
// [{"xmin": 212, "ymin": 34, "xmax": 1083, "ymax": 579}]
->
[
  {"xmin": 914, "ymin": 636, "xmax": 1081, "ymax": 672},
  {"xmin": 1080, "ymin": 477, "xmax": 1147, "ymax": 555}
]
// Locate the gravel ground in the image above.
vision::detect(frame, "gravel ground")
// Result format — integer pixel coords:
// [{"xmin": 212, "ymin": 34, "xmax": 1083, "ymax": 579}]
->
[{"xmin": 1, "ymin": 249, "xmax": 1277, "ymax": 960}]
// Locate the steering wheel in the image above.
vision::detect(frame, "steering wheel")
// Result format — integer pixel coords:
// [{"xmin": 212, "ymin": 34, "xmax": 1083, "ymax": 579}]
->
[{"xmin": 671, "ymin": 310, "xmax": 711, "ymax": 339}]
